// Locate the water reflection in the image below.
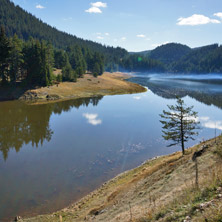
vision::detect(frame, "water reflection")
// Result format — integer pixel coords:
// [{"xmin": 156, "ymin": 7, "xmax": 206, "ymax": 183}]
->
[
  {"xmin": 0, "ymin": 96, "xmax": 103, "ymax": 160},
  {"xmin": 82, "ymin": 113, "xmax": 102, "ymax": 126},
  {"xmin": 130, "ymin": 76, "xmax": 222, "ymax": 109}
]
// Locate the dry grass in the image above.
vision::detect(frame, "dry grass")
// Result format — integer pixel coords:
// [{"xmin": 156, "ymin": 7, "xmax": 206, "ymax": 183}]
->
[
  {"xmin": 23, "ymin": 72, "xmax": 146, "ymax": 104},
  {"xmin": 52, "ymin": 69, "xmax": 62, "ymax": 76},
  {"xmin": 23, "ymin": 136, "xmax": 222, "ymax": 222}
]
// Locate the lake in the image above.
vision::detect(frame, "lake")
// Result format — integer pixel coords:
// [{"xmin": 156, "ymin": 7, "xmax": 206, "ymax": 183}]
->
[{"xmin": 1, "ymin": 73, "xmax": 222, "ymax": 221}]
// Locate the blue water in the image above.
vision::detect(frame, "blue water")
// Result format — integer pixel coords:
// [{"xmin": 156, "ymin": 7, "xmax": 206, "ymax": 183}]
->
[{"xmin": 0, "ymin": 74, "xmax": 222, "ymax": 221}]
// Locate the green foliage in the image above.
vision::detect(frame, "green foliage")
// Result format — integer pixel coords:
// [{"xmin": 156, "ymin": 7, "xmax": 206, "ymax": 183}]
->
[
  {"xmin": 160, "ymin": 97, "xmax": 199, "ymax": 154},
  {"xmin": 8, "ymin": 34, "xmax": 24, "ymax": 85},
  {"xmin": 54, "ymin": 49, "xmax": 67, "ymax": 69},
  {"xmin": 0, "ymin": 25, "xmax": 106, "ymax": 86},
  {"xmin": 0, "ymin": 0, "xmax": 127, "ymax": 71},
  {"xmin": 171, "ymin": 44, "xmax": 222, "ymax": 73},
  {"xmin": 23, "ymin": 39, "xmax": 53, "ymax": 86},
  {"xmin": 0, "ymin": 26, "xmax": 11, "ymax": 85},
  {"xmin": 62, "ymin": 60, "xmax": 77, "ymax": 82},
  {"xmin": 56, "ymin": 74, "xmax": 63, "ymax": 82},
  {"xmin": 120, "ymin": 54, "xmax": 165, "ymax": 72},
  {"xmin": 93, "ymin": 63, "xmax": 100, "ymax": 77},
  {"xmin": 155, "ymin": 211, "xmax": 167, "ymax": 220},
  {"xmin": 1, "ymin": 0, "xmax": 222, "ymax": 82},
  {"xmin": 149, "ymin": 43, "xmax": 191, "ymax": 65},
  {"xmin": 215, "ymin": 135, "xmax": 222, "ymax": 158}
]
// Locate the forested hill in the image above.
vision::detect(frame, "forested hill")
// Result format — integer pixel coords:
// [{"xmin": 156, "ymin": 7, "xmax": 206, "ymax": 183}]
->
[
  {"xmin": 1, "ymin": 0, "xmax": 221, "ymax": 79},
  {"xmin": 171, "ymin": 44, "xmax": 222, "ymax": 73},
  {"xmin": 0, "ymin": 0, "xmax": 127, "ymax": 61},
  {"xmin": 134, "ymin": 43, "xmax": 222, "ymax": 74},
  {"xmin": 0, "ymin": 0, "xmax": 165, "ymax": 88},
  {"xmin": 149, "ymin": 43, "xmax": 191, "ymax": 64}
]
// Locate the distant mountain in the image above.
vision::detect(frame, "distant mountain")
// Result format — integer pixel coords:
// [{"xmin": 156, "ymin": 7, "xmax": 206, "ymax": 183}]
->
[
  {"xmin": 129, "ymin": 43, "xmax": 222, "ymax": 74},
  {"xmin": 129, "ymin": 50, "xmax": 151, "ymax": 56},
  {"xmin": 172, "ymin": 44, "xmax": 222, "ymax": 73},
  {"xmin": 149, "ymin": 43, "xmax": 192, "ymax": 65},
  {"xmin": 1, "ymin": 0, "xmax": 222, "ymax": 74}
]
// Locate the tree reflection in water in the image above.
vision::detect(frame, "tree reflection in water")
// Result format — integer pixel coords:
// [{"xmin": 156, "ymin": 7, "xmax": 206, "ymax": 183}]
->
[
  {"xmin": 0, "ymin": 96, "xmax": 103, "ymax": 160},
  {"xmin": 130, "ymin": 76, "xmax": 222, "ymax": 109}
]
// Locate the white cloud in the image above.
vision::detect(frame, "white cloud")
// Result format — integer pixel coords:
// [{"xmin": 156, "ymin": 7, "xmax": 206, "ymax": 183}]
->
[
  {"xmin": 97, "ymin": 36, "xmax": 104, "ymax": 40},
  {"xmin": 177, "ymin": 14, "xmax": 220, "ymax": 26},
  {"xmin": 85, "ymin": 7, "xmax": 102, "ymax": 14},
  {"xmin": 121, "ymin": 37, "xmax": 126, "ymax": 41},
  {"xmin": 197, "ymin": 116, "xmax": 222, "ymax": 131},
  {"xmin": 91, "ymin": 2, "xmax": 107, "ymax": 8},
  {"xmin": 203, "ymin": 121, "xmax": 222, "ymax": 131},
  {"xmin": 105, "ymin": 32, "xmax": 110, "ymax": 36},
  {"xmin": 83, "ymin": 113, "xmax": 102, "ymax": 126},
  {"xmin": 36, "ymin": 4, "xmax": 45, "ymax": 9},
  {"xmin": 214, "ymin": 12, "xmax": 222, "ymax": 19},
  {"xmin": 85, "ymin": 2, "xmax": 107, "ymax": 14},
  {"xmin": 137, "ymin": 34, "xmax": 146, "ymax": 38}
]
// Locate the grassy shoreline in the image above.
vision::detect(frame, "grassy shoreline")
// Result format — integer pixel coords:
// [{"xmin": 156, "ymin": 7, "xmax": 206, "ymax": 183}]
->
[
  {"xmin": 21, "ymin": 136, "xmax": 222, "ymax": 222},
  {"xmin": 0, "ymin": 72, "xmax": 146, "ymax": 104}
]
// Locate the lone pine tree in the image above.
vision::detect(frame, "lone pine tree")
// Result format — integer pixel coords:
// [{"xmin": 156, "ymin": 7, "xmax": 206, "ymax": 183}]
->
[{"xmin": 160, "ymin": 97, "xmax": 199, "ymax": 155}]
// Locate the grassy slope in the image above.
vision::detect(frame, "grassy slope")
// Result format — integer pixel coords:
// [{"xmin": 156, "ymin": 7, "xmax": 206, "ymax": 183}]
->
[
  {"xmin": 0, "ymin": 73, "xmax": 146, "ymax": 103},
  {"xmin": 23, "ymin": 136, "xmax": 222, "ymax": 222}
]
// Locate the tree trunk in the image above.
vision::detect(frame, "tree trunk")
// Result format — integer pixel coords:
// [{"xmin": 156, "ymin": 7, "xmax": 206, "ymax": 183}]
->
[
  {"xmin": 195, "ymin": 159, "xmax": 199, "ymax": 189},
  {"xmin": 180, "ymin": 110, "xmax": 185, "ymax": 155},
  {"xmin": 181, "ymin": 139, "xmax": 185, "ymax": 155}
]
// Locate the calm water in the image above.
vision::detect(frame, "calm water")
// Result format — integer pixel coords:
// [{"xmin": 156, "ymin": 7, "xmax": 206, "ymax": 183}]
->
[{"xmin": 1, "ymin": 74, "xmax": 222, "ymax": 221}]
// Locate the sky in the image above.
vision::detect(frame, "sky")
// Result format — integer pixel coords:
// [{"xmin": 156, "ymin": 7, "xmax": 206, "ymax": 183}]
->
[{"xmin": 11, "ymin": 0, "xmax": 222, "ymax": 52}]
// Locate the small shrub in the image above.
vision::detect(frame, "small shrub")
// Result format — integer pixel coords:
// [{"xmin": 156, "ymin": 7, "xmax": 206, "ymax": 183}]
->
[
  {"xmin": 215, "ymin": 143, "xmax": 222, "ymax": 158},
  {"xmin": 155, "ymin": 211, "xmax": 166, "ymax": 220}
]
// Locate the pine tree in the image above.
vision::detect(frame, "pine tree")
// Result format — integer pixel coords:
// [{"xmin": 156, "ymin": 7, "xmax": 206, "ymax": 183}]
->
[
  {"xmin": 9, "ymin": 34, "xmax": 24, "ymax": 85},
  {"xmin": 0, "ymin": 26, "xmax": 11, "ymax": 85},
  {"xmin": 159, "ymin": 97, "xmax": 199, "ymax": 155},
  {"xmin": 54, "ymin": 50, "xmax": 67, "ymax": 69},
  {"xmin": 62, "ymin": 55, "xmax": 76, "ymax": 82},
  {"xmin": 92, "ymin": 62, "xmax": 100, "ymax": 77}
]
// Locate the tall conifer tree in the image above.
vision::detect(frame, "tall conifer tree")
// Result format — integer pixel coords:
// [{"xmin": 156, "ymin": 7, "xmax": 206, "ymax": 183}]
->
[{"xmin": 160, "ymin": 98, "xmax": 199, "ymax": 155}]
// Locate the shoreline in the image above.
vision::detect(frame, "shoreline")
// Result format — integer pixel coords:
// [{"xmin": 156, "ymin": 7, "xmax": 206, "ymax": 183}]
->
[
  {"xmin": 0, "ymin": 72, "xmax": 146, "ymax": 104},
  {"xmin": 21, "ymin": 136, "xmax": 222, "ymax": 222}
]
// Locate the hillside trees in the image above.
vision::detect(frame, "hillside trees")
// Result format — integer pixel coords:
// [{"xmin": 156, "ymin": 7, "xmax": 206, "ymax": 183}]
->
[
  {"xmin": 23, "ymin": 39, "xmax": 53, "ymax": 86},
  {"xmin": 0, "ymin": 27, "xmax": 106, "ymax": 87},
  {"xmin": 8, "ymin": 34, "xmax": 23, "ymax": 84},
  {"xmin": 62, "ymin": 54, "xmax": 77, "ymax": 82},
  {"xmin": 0, "ymin": 0, "xmax": 127, "ymax": 70},
  {"xmin": 0, "ymin": 26, "xmax": 11, "ymax": 85},
  {"xmin": 120, "ymin": 54, "xmax": 165, "ymax": 72}
]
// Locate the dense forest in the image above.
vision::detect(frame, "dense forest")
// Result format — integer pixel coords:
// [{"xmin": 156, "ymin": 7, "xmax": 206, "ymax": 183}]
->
[
  {"xmin": 0, "ymin": 0, "xmax": 222, "ymax": 88},
  {"xmin": 0, "ymin": 26, "xmax": 105, "ymax": 86},
  {"xmin": 145, "ymin": 43, "xmax": 222, "ymax": 74},
  {"xmin": 149, "ymin": 43, "xmax": 192, "ymax": 65},
  {"xmin": 0, "ymin": 0, "xmax": 128, "ymax": 70},
  {"xmin": 170, "ymin": 44, "xmax": 222, "ymax": 73},
  {"xmin": 0, "ymin": 0, "xmax": 164, "ymax": 87}
]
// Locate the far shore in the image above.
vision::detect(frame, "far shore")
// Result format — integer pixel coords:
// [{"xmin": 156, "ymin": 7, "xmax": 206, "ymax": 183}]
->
[{"xmin": 0, "ymin": 72, "xmax": 146, "ymax": 104}]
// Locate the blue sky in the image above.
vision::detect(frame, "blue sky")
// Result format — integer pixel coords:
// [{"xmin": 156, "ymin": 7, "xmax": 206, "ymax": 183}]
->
[{"xmin": 11, "ymin": 0, "xmax": 222, "ymax": 52}]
